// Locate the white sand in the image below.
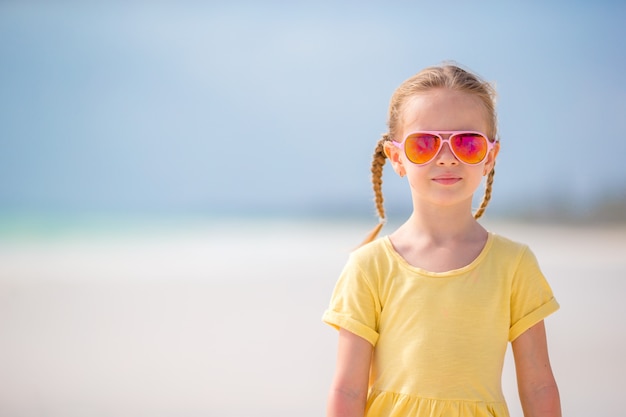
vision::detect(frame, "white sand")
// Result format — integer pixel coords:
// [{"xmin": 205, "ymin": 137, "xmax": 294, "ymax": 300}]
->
[{"xmin": 0, "ymin": 219, "xmax": 624, "ymax": 417}]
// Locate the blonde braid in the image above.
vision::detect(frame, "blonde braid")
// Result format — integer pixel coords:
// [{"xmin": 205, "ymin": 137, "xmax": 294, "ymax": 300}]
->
[
  {"xmin": 474, "ymin": 163, "xmax": 496, "ymax": 219},
  {"xmin": 372, "ymin": 135, "xmax": 389, "ymax": 221},
  {"xmin": 359, "ymin": 134, "xmax": 391, "ymax": 246}
]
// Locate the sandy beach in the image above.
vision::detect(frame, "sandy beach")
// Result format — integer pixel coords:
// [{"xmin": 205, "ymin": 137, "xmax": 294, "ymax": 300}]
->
[{"xmin": 0, "ymin": 218, "xmax": 625, "ymax": 417}]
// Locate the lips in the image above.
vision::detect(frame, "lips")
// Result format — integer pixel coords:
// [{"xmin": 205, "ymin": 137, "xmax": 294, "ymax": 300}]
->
[{"xmin": 432, "ymin": 175, "xmax": 461, "ymax": 185}]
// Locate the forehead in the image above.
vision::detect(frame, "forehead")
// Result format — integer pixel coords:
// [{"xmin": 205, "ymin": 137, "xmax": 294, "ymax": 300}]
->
[{"xmin": 400, "ymin": 88, "xmax": 489, "ymax": 134}]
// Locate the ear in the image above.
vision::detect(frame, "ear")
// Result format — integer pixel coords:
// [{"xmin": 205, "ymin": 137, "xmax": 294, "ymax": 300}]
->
[
  {"xmin": 484, "ymin": 141, "xmax": 500, "ymax": 175},
  {"xmin": 384, "ymin": 141, "xmax": 406, "ymax": 177}
]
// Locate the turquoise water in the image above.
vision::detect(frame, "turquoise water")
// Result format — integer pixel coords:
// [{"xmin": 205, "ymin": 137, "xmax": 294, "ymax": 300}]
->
[{"xmin": 0, "ymin": 212, "xmax": 216, "ymax": 240}]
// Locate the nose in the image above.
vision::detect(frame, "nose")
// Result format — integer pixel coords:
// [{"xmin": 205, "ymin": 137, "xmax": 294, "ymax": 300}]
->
[{"xmin": 436, "ymin": 142, "xmax": 459, "ymax": 166}]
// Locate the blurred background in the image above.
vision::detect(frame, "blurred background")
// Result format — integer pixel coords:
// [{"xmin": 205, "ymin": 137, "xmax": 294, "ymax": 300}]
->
[
  {"xmin": 1, "ymin": 1, "xmax": 625, "ymax": 416},
  {"xmin": 1, "ymin": 0, "xmax": 625, "ymax": 224}
]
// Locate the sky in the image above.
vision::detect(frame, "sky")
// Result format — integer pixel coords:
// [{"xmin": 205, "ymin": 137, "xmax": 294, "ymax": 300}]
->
[{"xmin": 1, "ymin": 1, "xmax": 625, "ymax": 222}]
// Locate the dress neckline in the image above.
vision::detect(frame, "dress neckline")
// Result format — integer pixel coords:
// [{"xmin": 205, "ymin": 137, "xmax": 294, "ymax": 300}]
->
[{"xmin": 381, "ymin": 232, "xmax": 495, "ymax": 277}]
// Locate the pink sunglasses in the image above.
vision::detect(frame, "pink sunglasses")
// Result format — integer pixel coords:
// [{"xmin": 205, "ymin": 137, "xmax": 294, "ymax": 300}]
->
[{"xmin": 393, "ymin": 130, "xmax": 497, "ymax": 166}]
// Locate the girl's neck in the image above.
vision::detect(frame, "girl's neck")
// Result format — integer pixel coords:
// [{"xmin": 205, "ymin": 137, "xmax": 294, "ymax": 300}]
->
[
  {"xmin": 389, "ymin": 205, "xmax": 489, "ymax": 272},
  {"xmin": 398, "ymin": 205, "xmax": 486, "ymax": 243}
]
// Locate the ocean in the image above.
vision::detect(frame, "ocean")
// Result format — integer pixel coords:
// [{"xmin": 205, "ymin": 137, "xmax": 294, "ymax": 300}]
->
[{"xmin": 0, "ymin": 217, "xmax": 624, "ymax": 417}]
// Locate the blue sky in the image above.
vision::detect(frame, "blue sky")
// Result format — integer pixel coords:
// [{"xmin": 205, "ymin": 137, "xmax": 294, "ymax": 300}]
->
[{"xmin": 1, "ymin": 1, "xmax": 625, "ymax": 220}]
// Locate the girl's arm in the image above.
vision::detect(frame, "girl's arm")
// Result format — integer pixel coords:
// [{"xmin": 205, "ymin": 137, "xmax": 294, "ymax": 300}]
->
[
  {"xmin": 327, "ymin": 328, "xmax": 373, "ymax": 417},
  {"xmin": 512, "ymin": 320, "xmax": 562, "ymax": 417}
]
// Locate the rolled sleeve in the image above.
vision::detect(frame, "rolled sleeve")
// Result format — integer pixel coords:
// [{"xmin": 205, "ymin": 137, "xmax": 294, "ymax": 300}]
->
[
  {"xmin": 509, "ymin": 246, "xmax": 560, "ymax": 341},
  {"xmin": 322, "ymin": 254, "xmax": 381, "ymax": 346}
]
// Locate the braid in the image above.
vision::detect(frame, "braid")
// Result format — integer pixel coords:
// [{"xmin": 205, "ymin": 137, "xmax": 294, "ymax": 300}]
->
[
  {"xmin": 474, "ymin": 163, "xmax": 496, "ymax": 219},
  {"xmin": 371, "ymin": 135, "xmax": 389, "ymax": 221},
  {"xmin": 359, "ymin": 134, "xmax": 391, "ymax": 246}
]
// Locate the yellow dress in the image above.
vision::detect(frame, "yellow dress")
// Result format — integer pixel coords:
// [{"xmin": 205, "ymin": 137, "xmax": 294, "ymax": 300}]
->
[{"xmin": 323, "ymin": 233, "xmax": 559, "ymax": 417}]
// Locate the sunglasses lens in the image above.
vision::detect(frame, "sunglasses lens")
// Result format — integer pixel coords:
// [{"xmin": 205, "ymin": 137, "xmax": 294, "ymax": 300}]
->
[
  {"xmin": 404, "ymin": 133, "xmax": 440, "ymax": 164},
  {"xmin": 451, "ymin": 133, "xmax": 489, "ymax": 164}
]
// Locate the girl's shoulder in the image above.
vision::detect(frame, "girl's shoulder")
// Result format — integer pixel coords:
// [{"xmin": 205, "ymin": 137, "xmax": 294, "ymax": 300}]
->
[
  {"xmin": 487, "ymin": 232, "xmax": 545, "ymax": 273},
  {"xmin": 344, "ymin": 236, "xmax": 397, "ymax": 271},
  {"xmin": 350, "ymin": 236, "xmax": 392, "ymax": 259},
  {"xmin": 489, "ymin": 232, "xmax": 531, "ymax": 254}
]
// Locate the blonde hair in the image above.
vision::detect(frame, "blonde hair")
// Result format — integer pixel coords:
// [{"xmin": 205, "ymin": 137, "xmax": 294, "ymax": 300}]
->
[{"xmin": 362, "ymin": 64, "xmax": 498, "ymax": 245}]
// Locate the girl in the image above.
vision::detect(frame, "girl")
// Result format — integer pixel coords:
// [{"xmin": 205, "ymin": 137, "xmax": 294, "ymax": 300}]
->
[{"xmin": 323, "ymin": 64, "xmax": 561, "ymax": 417}]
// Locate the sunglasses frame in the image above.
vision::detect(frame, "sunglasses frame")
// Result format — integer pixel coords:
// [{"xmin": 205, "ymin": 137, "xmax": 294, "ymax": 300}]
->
[{"xmin": 392, "ymin": 130, "xmax": 497, "ymax": 166}]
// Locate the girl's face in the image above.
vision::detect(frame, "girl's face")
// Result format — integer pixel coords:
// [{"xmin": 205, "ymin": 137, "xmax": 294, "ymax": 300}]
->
[{"xmin": 385, "ymin": 88, "xmax": 498, "ymax": 211}]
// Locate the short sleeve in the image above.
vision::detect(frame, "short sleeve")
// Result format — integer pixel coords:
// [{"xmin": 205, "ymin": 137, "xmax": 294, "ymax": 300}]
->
[
  {"xmin": 509, "ymin": 246, "xmax": 559, "ymax": 341},
  {"xmin": 322, "ymin": 254, "xmax": 381, "ymax": 346}
]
